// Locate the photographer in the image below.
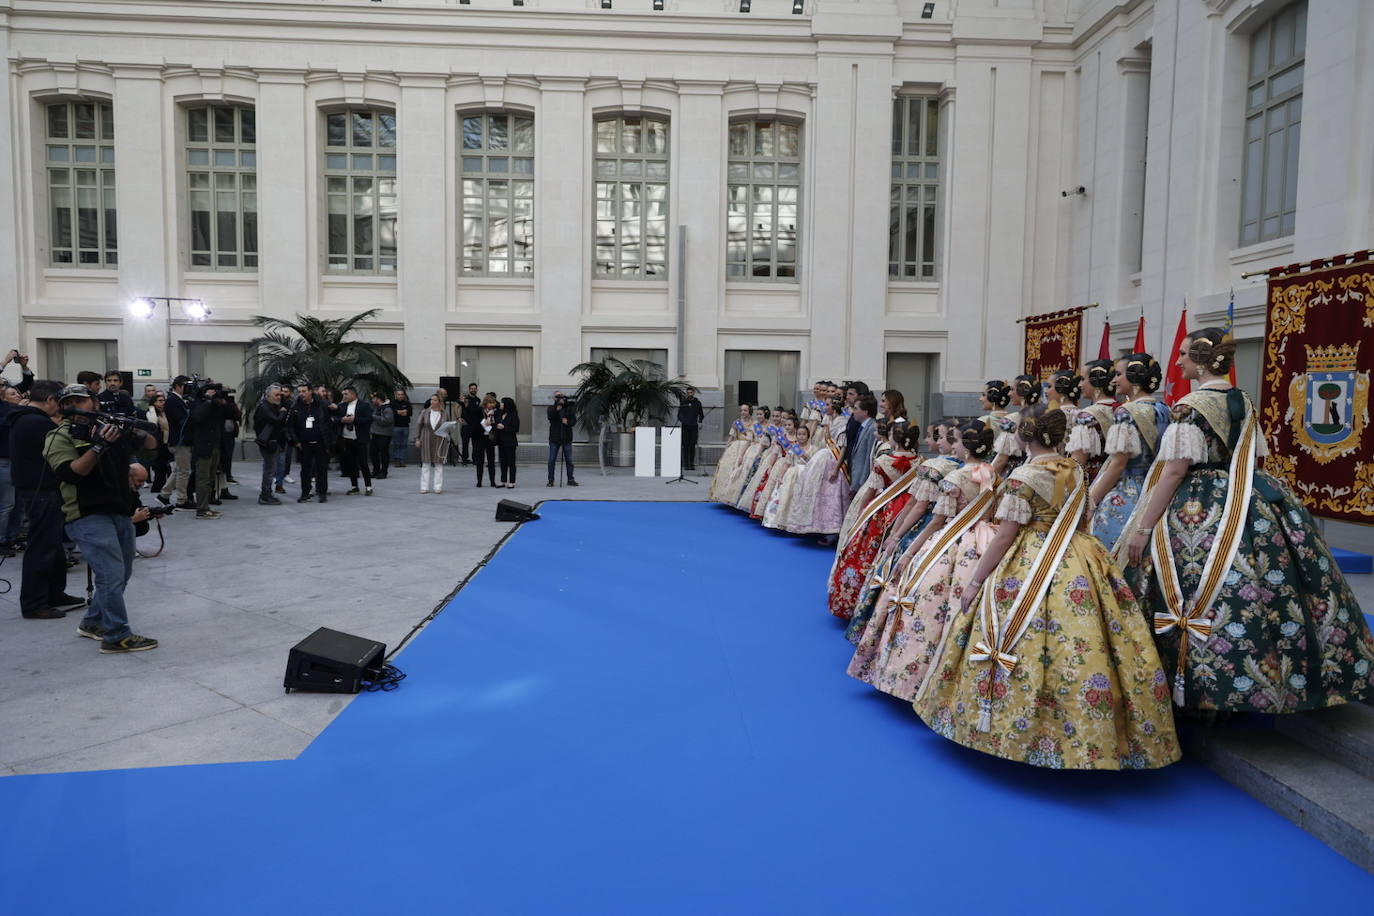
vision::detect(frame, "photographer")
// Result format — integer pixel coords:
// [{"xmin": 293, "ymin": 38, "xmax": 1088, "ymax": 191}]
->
[
  {"xmin": 45, "ymin": 384, "xmax": 158, "ymax": 653},
  {"xmin": 158, "ymin": 375, "xmax": 192, "ymax": 507},
  {"xmin": 96, "ymin": 370, "xmax": 137, "ymax": 417},
  {"xmin": 546, "ymin": 391, "xmax": 578, "ymax": 487},
  {"xmin": 188, "ymin": 380, "xmax": 228, "ymax": 520},
  {"xmin": 8, "ymin": 380, "xmax": 84, "ymax": 619},
  {"xmin": 254, "ymin": 385, "xmax": 288, "ymax": 505}
]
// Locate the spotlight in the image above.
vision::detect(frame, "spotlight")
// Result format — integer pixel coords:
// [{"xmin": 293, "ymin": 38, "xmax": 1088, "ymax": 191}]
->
[
  {"xmin": 653, "ymin": 0, "xmax": 664, "ymax": 8},
  {"xmin": 792, "ymin": 0, "xmax": 803, "ymax": 12},
  {"xmin": 921, "ymin": 2, "xmax": 935, "ymax": 17},
  {"xmin": 129, "ymin": 298, "xmax": 154, "ymax": 319},
  {"xmin": 513, "ymin": 0, "xmax": 524, "ymax": 6},
  {"xmin": 739, "ymin": 0, "xmax": 750, "ymax": 11},
  {"xmin": 183, "ymin": 300, "xmax": 211, "ymax": 320},
  {"xmin": 601, "ymin": 0, "xmax": 611, "ymax": 7}
]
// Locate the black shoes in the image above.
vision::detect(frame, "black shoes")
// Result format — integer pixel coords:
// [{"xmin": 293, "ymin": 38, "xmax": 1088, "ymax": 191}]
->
[
  {"xmin": 22, "ymin": 608, "xmax": 66, "ymax": 619},
  {"xmin": 77, "ymin": 622, "xmax": 107, "ymax": 640},
  {"xmin": 52, "ymin": 594, "xmax": 87, "ymax": 612},
  {"xmin": 259, "ymin": 495, "xmax": 282, "ymax": 505},
  {"xmin": 318, "ymin": 494, "xmax": 328, "ymax": 503},
  {"xmin": 219, "ymin": 490, "xmax": 238, "ymax": 500},
  {"xmin": 100, "ymin": 634, "xmax": 158, "ymax": 654},
  {"xmin": 297, "ymin": 493, "xmax": 313, "ymax": 503},
  {"xmin": 196, "ymin": 509, "xmax": 223, "ymax": 519},
  {"xmin": 568, "ymin": 481, "xmax": 579, "ymax": 487},
  {"xmin": 346, "ymin": 487, "xmax": 360, "ymax": 495},
  {"xmin": 274, "ymin": 484, "xmax": 287, "ymax": 494}
]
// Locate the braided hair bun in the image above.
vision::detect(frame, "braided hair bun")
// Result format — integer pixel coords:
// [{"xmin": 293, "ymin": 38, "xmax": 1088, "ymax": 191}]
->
[
  {"xmin": 959, "ymin": 419, "xmax": 996, "ymax": 459},
  {"xmin": 1014, "ymin": 374, "xmax": 1042, "ymax": 405},
  {"xmin": 891, "ymin": 418, "xmax": 919, "ymax": 451},
  {"xmin": 1016, "ymin": 403, "xmax": 1068, "ymax": 449},
  {"xmin": 1083, "ymin": 359, "xmax": 1113, "ymax": 393},
  {"xmin": 1186, "ymin": 327, "xmax": 1236, "ymax": 375},
  {"xmin": 984, "ymin": 380, "xmax": 1011, "ymax": 409},
  {"xmin": 1051, "ymin": 369, "xmax": 1083, "ymax": 402},
  {"xmin": 1123, "ymin": 352, "xmax": 1163, "ymax": 392}
]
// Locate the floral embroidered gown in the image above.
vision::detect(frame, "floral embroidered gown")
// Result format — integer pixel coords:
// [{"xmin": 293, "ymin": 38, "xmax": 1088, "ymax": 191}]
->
[
  {"xmin": 992, "ymin": 411, "xmax": 1026, "ymax": 475},
  {"xmin": 843, "ymin": 455, "xmax": 962, "ymax": 642},
  {"xmin": 915, "ymin": 456, "xmax": 1180, "ymax": 770},
  {"xmin": 751, "ymin": 438, "xmax": 792, "ymax": 518},
  {"xmin": 762, "ymin": 443, "xmax": 810, "ymax": 529},
  {"xmin": 737, "ymin": 435, "xmax": 783, "ymax": 512},
  {"xmin": 709, "ymin": 420, "xmax": 750, "ymax": 502},
  {"xmin": 1124, "ymin": 389, "xmax": 1374, "ymax": 713},
  {"xmin": 1091, "ymin": 397, "xmax": 1169, "ymax": 551},
  {"xmin": 848, "ymin": 461, "xmax": 999, "ymax": 698},
  {"xmin": 1066, "ymin": 399, "xmax": 1116, "ymax": 486},
  {"xmin": 826, "ymin": 453, "xmax": 918, "ymax": 620},
  {"xmin": 724, "ymin": 429, "xmax": 769, "ymax": 507},
  {"xmin": 785, "ymin": 415, "xmax": 851, "ymax": 535}
]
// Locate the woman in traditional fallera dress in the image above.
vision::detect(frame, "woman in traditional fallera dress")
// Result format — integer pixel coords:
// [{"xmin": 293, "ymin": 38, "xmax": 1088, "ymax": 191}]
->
[
  {"xmin": 978, "ymin": 379, "xmax": 1012, "ymax": 429},
  {"xmin": 709, "ymin": 403, "xmax": 754, "ymax": 502},
  {"xmin": 749, "ymin": 413, "xmax": 798, "ymax": 517},
  {"xmin": 848, "ymin": 420, "xmax": 999, "ymax": 697},
  {"xmin": 1090, "ymin": 353, "xmax": 1169, "ymax": 551},
  {"xmin": 786, "ymin": 398, "xmax": 852, "ymax": 537},
  {"xmin": 915, "ymin": 405, "xmax": 1180, "ymax": 770},
  {"xmin": 1121, "ymin": 328, "xmax": 1374, "ymax": 713},
  {"xmin": 723, "ymin": 407, "xmax": 770, "ymax": 506},
  {"xmin": 990, "ymin": 374, "xmax": 1039, "ymax": 476},
  {"xmin": 827, "ymin": 421, "xmax": 922, "ymax": 622},
  {"xmin": 1067, "ymin": 358, "xmax": 1118, "ymax": 486},
  {"xmin": 1046, "ymin": 369, "xmax": 1083, "ymax": 423},
  {"xmin": 762, "ymin": 424, "xmax": 811, "ymax": 529}
]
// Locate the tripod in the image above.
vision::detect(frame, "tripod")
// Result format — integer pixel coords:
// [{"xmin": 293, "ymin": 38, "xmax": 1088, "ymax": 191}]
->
[{"xmin": 664, "ymin": 418, "xmax": 697, "ymax": 486}]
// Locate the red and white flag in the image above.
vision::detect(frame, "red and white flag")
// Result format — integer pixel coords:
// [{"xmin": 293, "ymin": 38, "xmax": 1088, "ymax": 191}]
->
[
  {"xmin": 1097, "ymin": 319, "xmax": 1111, "ymax": 360},
  {"xmin": 1163, "ymin": 307, "xmax": 1190, "ymax": 405}
]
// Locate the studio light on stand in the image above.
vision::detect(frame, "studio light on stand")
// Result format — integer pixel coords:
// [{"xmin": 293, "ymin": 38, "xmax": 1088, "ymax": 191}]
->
[{"xmin": 128, "ymin": 296, "xmax": 212, "ymax": 380}]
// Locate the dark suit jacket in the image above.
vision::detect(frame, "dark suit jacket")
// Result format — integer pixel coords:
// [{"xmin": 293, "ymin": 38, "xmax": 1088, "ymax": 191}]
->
[
  {"xmin": 840, "ymin": 413, "xmax": 861, "ymax": 475},
  {"xmin": 494, "ymin": 409, "xmax": 520, "ymax": 448}
]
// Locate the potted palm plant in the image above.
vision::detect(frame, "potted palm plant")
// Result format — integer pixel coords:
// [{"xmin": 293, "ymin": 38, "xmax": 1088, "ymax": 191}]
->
[
  {"xmin": 571, "ymin": 357, "xmax": 690, "ymax": 468},
  {"xmin": 239, "ymin": 309, "xmax": 412, "ymax": 405}
]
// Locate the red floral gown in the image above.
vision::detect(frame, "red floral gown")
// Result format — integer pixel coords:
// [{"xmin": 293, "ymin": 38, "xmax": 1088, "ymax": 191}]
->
[{"xmin": 826, "ymin": 454, "xmax": 916, "ymax": 620}]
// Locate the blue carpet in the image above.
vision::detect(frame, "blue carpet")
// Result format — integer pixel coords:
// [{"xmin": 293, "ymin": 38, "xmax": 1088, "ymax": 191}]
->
[{"xmin": 2, "ymin": 501, "xmax": 1371, "ymax": 914}]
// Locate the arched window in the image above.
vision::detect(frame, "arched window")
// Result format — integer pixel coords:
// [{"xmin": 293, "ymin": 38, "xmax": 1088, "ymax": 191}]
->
[
  {"xmin": 185, "ymin": 104, "xmax": 257, "ymax": 269},
  {"xmin": 45, "ymin": 100, "xmax": 116, "ymax": 266},
  {"xmin": 460, "ymin": 111, "xmax": 535, "ymax": 276},
  {"xmin": 726, "ymin": 118, "xmax": 800, "ymax": 280},
  {"xmin": 593, "ymin": 114, "xmax": 669, "ymax": 279},
  {"xmin": 324, "ymin": 109, "xmax": 397, "ymax": 274},
  {"xmin": 889, "ymin": 96, "xmax": 940, "ymax": 280}
]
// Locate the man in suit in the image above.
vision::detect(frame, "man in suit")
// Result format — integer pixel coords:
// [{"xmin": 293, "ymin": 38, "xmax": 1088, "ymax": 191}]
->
[
  {"xmin": 290, "ymin": 386, "xmax": 334, "ymax": 503},
  {"xmin": 839, "ymin": 380, "xmax": 869, "ymax": 480},
  {"xmin": 676, "ymin": 387, "xmax": 705, "ymax": 470},
  {"xmin": 847, "ymin": 393, "xmax": 878, "ymax": 495},
  {"xmin": 337, "ymin": 385, "xmax": 374, "ymax": 495},
  {"xmin": 459, "ymin": 382, "xmax": 480, "ymax": 465}
]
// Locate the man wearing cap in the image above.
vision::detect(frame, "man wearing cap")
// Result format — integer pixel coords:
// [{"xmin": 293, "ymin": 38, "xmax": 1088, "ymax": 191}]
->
[
  {"xmin": 45, "ymin": 384, "xmax": 158, "ymax": 652},
  {"xmin": 158, "ymin": 375, "xmax": 192, "ymax": 507}
]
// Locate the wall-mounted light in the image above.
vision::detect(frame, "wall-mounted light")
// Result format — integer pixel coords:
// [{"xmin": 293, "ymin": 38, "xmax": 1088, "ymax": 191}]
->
[
  {"xmin": 921, "ymin": 2, "xmax": 935, "ymax": 18},
  {"xmin": 601, "ymin": 0, "xmax": 612, "ymax": 7},
  {"xmin": 653, "ymin": 0, "xmax": 664, "ymax": 8},
  {"xmin": 739, "ymin": 0, "xmax": 750, "ymax": 11},
  {"xmin": 792, "ymin": 0, "xmax": 804, "ymax": 12}
]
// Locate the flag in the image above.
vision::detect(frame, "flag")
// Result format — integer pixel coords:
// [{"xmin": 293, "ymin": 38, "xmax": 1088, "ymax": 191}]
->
[
  {"xmin": 1163, "ymin": 306, "xmax": 1189, "ymax": 405},
  {"xmin": 1097, "ymin": 319, "xmax": 1111, "ymax": 360},
  {"xmin": 1225, "ymin": 288, "xmax": 1238, "ymax": 386},
  {"xmin": 1132, "ymin": 314, "xmax": 1147, "ymax": 354}
]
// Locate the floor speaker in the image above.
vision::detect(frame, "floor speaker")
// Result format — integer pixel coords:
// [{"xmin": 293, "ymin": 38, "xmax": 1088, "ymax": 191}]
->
[
  {"xmin": 495, "ymin": 499, "xmax": 540, "ymax": 522},
  {"xmin": 737, "ymin": 380, "xmax": 759, "ymax": 406},
  {"xmin": 283, "ymin": 627, "xmax": 386, "ymax": 694}
]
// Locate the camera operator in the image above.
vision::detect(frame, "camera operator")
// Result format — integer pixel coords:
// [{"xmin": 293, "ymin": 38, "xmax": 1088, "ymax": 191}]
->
[
  {"xmin": 546, "ymin": 391, "xmax": 578, "ymax": 487},
  {"xmin": 97, "ymin": 370, "xmax": 137, "ymax": 417},
  {"xmin": 189, "ymin": 380, "xmax": 229, "ymax": 520},
  {"xmin": 7, "ymin": 380, "xmax": 85, "ymax": 619},
  {"xmin": 254, "ymin": 385, "xmax": 288, "ymax": 506},
  {"xmin": 290, "ymin": 384, "xmax": 334, "ymax": 503},
  {"xmin": 45, "ymin": 384, "xmax": 158, "ymax": 652}
]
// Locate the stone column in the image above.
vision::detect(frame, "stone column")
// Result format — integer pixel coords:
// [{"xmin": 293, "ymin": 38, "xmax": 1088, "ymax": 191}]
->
[
  {"xmin": 396, "ymin": 74, "xmax": 449, "ymax": 384},
  {"xmin": 255, "ymin": 70, "xmax": 310, "ymax": 321},
  {"xmin": 676, "ymin": 81, "xmax": 726, "ymax": 389},
  {"xmin": 533, "ymin": 78, "xmax": 587, "ymax": 386}
]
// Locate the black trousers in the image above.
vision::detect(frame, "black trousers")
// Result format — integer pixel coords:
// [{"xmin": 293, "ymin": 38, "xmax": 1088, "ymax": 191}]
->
[
  {"xmin": 681, "ymin": 424, "xmax": 699, "ymax": 469},
  {"xmin": 369, "ymin": 434, "xmax": 390, "ymax": 477},
  {"xmin": 18, "ymin": 490, "xmax": 68, "ymax": 613},
  {"xmin": 298, "ymin": 442, "xmax": 330, "ymax": 497},
  {"xmin": 339, "ymin": 436, "xmax": 371, "ymax": 488},
  {"xmin": 498, "ymin": 443, "xmax": 518, "ymax": 484},
  {"xmin": 474, "ymin": 440, "xmax": 496, "ymax": 485},
  {"xmin": 459, "ymin": 424, "xmax": 474, "ymax": 463}
]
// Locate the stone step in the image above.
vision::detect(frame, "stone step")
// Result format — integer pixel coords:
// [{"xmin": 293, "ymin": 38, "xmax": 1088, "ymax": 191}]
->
[
  {"xmin": 1185, "ymin": 724, "xmax": 1374, "ymax": 875},
  {"xmin": 1277, "ymin": 701, "xmax": 1374, "ymax": 780}
]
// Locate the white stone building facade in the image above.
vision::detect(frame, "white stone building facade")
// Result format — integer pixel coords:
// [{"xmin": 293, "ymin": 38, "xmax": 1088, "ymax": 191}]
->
[{"xmin": 2, "ymin": 0, "xmax": 1370, "ymax": 435}]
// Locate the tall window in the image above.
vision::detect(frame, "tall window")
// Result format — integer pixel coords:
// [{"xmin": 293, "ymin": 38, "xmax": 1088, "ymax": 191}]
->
[
  {"xmin": 45, "ymin": 100, "xmax": 116, "ymax": 266},
  {"xmin": 594, "ymin": 115, "xmax": 669, "ymax": 279},
  {"xmin": 461, "ymin": 111, "xmax": 534, "ymax": 276},
  {"xmin": 727, "ymin": 119, "xmax": 800, "ymax": 280},
  {"xmin": 325, "ymin": 109, "xmax": 397, "ymax": 273},
  {"xmin": 186, "ymin": 105, "xmax": 257, "ymax": 269},
  {"xmin": 889, "ymin": 96, "xmax": 940, "ymax": 280},
  {"xmin": 1239, "ymin": 3, "xmax": 1305, "ymax": 246}
]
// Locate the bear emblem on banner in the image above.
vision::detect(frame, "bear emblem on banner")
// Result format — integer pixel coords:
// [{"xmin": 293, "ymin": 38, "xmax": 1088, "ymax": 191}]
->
[{"xmin": 1286, "ymin": 342, "xmax": 1369, "ymax": 464}]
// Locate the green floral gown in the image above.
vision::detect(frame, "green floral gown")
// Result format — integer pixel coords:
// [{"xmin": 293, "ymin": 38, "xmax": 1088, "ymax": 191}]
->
[{"xmin": 1124, "ymin": 389, "xmax": 1374, "ymax": 713}]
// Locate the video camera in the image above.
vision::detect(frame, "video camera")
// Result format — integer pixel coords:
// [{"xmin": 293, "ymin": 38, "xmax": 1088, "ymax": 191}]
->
[
  {"xmin": 186, "ymin": 374, "xmax": 234, "ymax": 404},
  {"xmin": 60, "ymin": 406, "xmax": 160, "ymax": 439}
]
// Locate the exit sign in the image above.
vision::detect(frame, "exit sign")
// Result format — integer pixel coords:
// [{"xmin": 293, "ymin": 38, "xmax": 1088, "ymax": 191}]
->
[{"xmin": 137, "ymin": 369, "xmax": 152, "ymax": 377}]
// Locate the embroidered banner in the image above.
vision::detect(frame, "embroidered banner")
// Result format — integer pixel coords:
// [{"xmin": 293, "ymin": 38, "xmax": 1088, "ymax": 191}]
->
[
  {"xmin": 1023, "ymin": 307, "xmax": 1086, "ymax": 382},
  {"xmin": 1260, "ymin": 253, "xmax": 1374, "ymax": 523}
]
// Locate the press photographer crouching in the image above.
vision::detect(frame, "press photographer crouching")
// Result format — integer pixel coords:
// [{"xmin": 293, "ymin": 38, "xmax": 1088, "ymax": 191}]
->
[{"xmin": 46, "ymin": 384, "xmax": 160, "ymax": 653}]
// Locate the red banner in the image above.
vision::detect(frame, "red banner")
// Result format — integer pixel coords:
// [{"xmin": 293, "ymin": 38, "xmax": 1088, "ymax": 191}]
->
[
  {"xmin": 1260, "ymin": 254, "xmax": 1374, "ymax": 523},
  {"xmin": 1023, "ymin": 307, "xmax": 1086, "ymax": 382}
]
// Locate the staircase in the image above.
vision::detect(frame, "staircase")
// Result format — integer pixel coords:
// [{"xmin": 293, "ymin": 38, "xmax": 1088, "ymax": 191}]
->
[{"xmin": 1184, "ymin": 699, "xmax": 1374, "ymax": 874}]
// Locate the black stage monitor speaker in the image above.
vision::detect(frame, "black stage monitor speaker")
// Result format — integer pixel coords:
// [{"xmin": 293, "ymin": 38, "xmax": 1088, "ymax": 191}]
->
[
  {"xmin": 495, "ymin": 499, "xmax": 540, "ymax": 523},
  {"xmin": 438, "ymin": 375, "xmax": 461, "ymax": 398},
  {"xmin": 284, "ymin": 627, "xmax": 386, "ymax": 694},
  {"xmin": 737, "ymin": 380, "xmax": 759, "ymax": 406}
]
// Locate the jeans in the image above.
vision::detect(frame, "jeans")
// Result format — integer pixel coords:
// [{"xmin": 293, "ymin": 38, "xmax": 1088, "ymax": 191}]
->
[
  {"xmin": 547, "ymin": 441, "xmax": 575, "ymax": 483},
  {"xmin": 259, "ymin": 442, "xmax": 279, "ymax": 497},
  {"xmin": 390, "ymin": 427, "xmax": 409, "ymax": 462},
  {"xmin": 17, "ymin": 489, "xmax": 67, "ymax": 614},
  {"xmin": 67, "ymin": 513, "xmax": 136, "ymax": 642},
  {"xmin": 275, "ymin": 445, "xmax": 292, "ymax": 486}
]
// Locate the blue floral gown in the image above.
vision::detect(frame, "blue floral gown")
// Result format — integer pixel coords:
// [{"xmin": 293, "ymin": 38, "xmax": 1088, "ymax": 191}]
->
[{"xmin": 1091, "ymin": 397, "xmax": 1169, "ymax": 551}]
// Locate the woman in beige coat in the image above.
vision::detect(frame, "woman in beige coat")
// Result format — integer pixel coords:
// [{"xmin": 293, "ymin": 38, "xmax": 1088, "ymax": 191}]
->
[{"xmin": 413, "ymin": 393, "xmax": 452, "ymax": 493}]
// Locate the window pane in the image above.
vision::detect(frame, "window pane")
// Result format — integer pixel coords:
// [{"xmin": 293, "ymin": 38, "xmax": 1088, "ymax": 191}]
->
[
  {"xmin": 241, "ymin": 109, "xmax": 256, "ymax": 144},
  {"xmin": 596, "ymin": 120, "xmax": 617, "ymax": 154},
  {"xmin": 891, "ymin": 98, "xmax": 902, "ymax": 156},
  {"xmin": 1270, "ymin": 63, "xmax": 1303, "ymax": 99},
  {"xmin": 925, "ymin": 103, "xmax": 938, "ymax": 157},
  {"xmin": 74, "ymin": 103, "xmax": 96, "ymax": 139},
  {"xmin": 489, "ymin": 115, "xmax": 508, "ymax": 150},
  {"xmin": 462, "ymin": 156, "xmax": 483, "ymax": 172},
  {"xmin": 463, "ymin": 116, "xmax": 483, "ymax": 149},
  {"xmin": 1250, "ymin": 24, "xmax": 1270, "ymax": 80},
  {"xmin": 47, "ymin": 145, "xmax": 69, "ymax": 162},
  {"xmin": 513, "ymin": 117, "xmax": 534, "ymax": 153},
  {"xmin": 74, "ymin": 147, "xmax": 96, "ymax": 163},
  {"xmin": 241, "ymin": 151, "xmax": 257, "ymax": 167},
  {"xmin": 378, "ymin": 155, "xmax": 396, "ymax": 171},
  {"xmin": 327, "ymin": 113, "xmax": 347, "ymax": 146},
  {"xmin": 99, "ymin": 104, "xmax": 114, "ymax": 140},
  {"xmin": 728, "ymin": 122, "xmax": 749, "ymax": 157},
  {"xmin": 214, "ymin": 150, "xmax": 236, "ymax": 166},
  {"xmin": 645, "ymin": 120, "xmax": 667, "ymax": 155},
  {"xmin": 754, "ymin": 122, "xmax": 774, "ymax": 157},
  {"xmin": 512, "ymin": 158, "xmax": 534, "ymax": 174},
  {"xmin": 214, "ymin": 107, "xmax": 235, "ymax": 143},
  {"xmin": 353, "ymin": 153, "xmax": 372, "ymax": 170},
  {"xmin": 378, "ymin": 114, "xmax": 396, "ymax": 148},
  {"xmin": 621, "ymin": 119, "xmax": 641, "ymax": 154},
  {"xmin": 48, "ymin": 104, "xmax": 69, "ymax": 139},
  {"xmin": 326, "ymin": 153, "xmax": 348, "ymax": 169},
  {"xmin": 352, "ymin": 112, "xmax": 373, "ymax": 147}
]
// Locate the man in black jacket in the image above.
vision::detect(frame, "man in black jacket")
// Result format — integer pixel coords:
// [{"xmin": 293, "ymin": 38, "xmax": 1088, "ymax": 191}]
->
[
  {"xmin": 158, "ymin": 375, "xmax": 192, "ymax": 506},
  {"xmin": 0, "ymin": 351, "xmax": 36, "ymax": 552},
  {"xmin": 337, "ymin": 385, "xmax": 373, "ymax": 495},
  {"xmin": 96, "ymin": 370, "xmax": 136, "ymax": 416},
  {"xmin": 189, "ymin": 381, "xmax": 228, "ymax": 519},
  {"xmin": 289, "ymin": 386, "xmax": 334, "ymax": 503},
  {"xmin": 676, "ymin": 386, "xmax": 705, "ymax": 471},
  {"xmin": 7, "ymin": 380, "xmax": 84, "ymax": 619},
  {"xmin": 461, "ymin": 384, "xmax": 484, "ymax": 467},
  {"xmin": 253, "ymin": 385, "xmax": 288, "ymax": 505},
  {"xmin": 546, "ymin": 391, "xmax": 577, "ymax": 487}
]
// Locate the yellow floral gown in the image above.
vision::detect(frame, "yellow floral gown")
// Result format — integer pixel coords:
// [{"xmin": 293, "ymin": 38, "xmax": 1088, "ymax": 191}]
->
[
  {"xmin": 915, "ymin": 456, "xmax": 1180, "ymax": 770},
  {"xmin": 708, "ymin": 420, "xmax": 750, "ymax": 502}
]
